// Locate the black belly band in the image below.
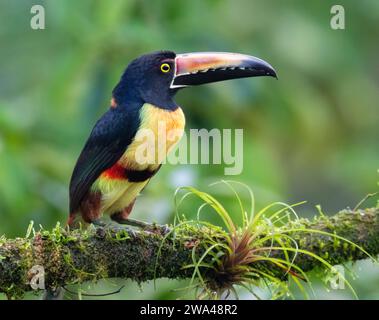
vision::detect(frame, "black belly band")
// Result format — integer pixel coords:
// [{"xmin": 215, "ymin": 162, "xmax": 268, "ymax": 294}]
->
[{"xmin": 125, "ymin": 166, "xmax": 161, "ymax": 182}]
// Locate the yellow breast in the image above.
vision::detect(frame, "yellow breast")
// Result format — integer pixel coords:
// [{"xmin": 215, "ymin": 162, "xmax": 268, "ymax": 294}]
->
[{"xmin": 119, "ymin": 103, "xmax": 186, "ymax": 171}]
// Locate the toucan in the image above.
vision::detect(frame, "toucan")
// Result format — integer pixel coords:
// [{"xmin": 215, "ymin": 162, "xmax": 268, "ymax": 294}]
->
[{"xmin": 68, "ymin": 51, "xmax": 276, "ymax": 228}]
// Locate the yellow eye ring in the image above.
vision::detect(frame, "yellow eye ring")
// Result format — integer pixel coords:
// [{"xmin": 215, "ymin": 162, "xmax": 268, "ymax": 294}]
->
[{"xmin": 160, "ymin": 63, "xmax": 171, "ymax": 73}]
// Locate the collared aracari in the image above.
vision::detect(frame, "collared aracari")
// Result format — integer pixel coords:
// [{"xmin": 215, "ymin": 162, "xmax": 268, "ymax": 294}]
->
[{"xmin": 68, "ymin": 51, "xmax": 276, "ymax": 228}]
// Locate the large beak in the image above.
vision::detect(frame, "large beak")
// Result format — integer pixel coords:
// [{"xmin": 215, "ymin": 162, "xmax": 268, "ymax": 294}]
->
[{"xmin": 171, "ymin": 52, "xmax": 277, "ymax": 88}]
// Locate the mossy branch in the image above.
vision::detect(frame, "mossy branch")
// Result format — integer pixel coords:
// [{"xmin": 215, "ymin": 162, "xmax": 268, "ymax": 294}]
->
[{"xmin": 0, "ymin": 207, "xmax": 378, "ymax": 298}]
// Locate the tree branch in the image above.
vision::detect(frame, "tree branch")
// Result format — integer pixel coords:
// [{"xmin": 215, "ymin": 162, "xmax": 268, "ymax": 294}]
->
[{"xmin": 0, "ymin": 207, "xmax": 378, "ymax": 298}]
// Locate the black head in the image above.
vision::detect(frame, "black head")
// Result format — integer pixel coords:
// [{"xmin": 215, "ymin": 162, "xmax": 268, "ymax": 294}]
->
[
  {"xmin": 112, "ymin": 50, "xmax": 277, "ymax": 110},
  {"xmin": 113, "ymin": 51, "xmax": 178, "ymax": 109}
]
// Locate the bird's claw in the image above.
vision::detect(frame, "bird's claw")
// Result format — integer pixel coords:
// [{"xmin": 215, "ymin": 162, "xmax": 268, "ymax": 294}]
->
[
  {"xmin": 93, "ymin": 221, "xmax": 138, "ymax": 239},
  {"xmin": 92, "ymin": 219, "xmax": 107, "ymax": 228},
  {"xmin": 112, "ymin": 225, "xmax": 138, "ymax": 238},
  {"xmin": 142, "ymin": 224, "xmax": 171, "ymax": 236},
  {"xmin": 93, "ymin": 217, "xmax": 170, "ymax": 237}
]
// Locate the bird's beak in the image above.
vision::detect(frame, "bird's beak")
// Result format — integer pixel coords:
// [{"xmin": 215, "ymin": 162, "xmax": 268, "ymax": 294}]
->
[{"xmin": 171, "ymin": 52, "xmax": 277, "ymax": 88}]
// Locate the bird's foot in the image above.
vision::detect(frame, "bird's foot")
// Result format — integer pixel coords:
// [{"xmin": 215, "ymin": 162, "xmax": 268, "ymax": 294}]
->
[
  {"xmin": 144, "ymin": 223, "xmax": 171, "ymax": 236},
  {"xmin": 91, "ymin": 219, "xmax": 107, "ymax": 228},
  {"xmin": 92, "ymin": 219, "xmax": 138, "ymax": 238},
  {"xmin": 112, "ymin": 225, "xmax": 138, "ymax": 239},
  {"xmin": 113, "ymin": 217, "xmax": 171, "ymax": 236}
]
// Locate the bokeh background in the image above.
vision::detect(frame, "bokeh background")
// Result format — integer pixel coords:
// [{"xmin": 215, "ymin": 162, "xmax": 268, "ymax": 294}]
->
[{"xmin": 0, "ymin": 0, "xmax": 378, "ymax": 299}]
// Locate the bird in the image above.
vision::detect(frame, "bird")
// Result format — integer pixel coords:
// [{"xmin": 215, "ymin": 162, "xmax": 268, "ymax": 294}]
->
[{"xmin": 68, "ymin": 50, "xmax": 276, "ymax": 229}]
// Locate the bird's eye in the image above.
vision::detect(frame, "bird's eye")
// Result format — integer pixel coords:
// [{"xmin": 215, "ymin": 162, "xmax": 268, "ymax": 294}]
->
[{"xmin": 160, "ymin": 63, "xmax": 171, "ymax": 73}]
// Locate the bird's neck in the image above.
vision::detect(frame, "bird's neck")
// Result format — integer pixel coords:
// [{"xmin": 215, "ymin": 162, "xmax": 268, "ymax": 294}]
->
[{"xmin": 112, "ymin": 81, "xmax": 178, "ymax": 111}]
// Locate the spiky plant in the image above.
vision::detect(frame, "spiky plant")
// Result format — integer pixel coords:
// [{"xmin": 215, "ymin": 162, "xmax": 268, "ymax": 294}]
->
[{"xmin": 163, "ymin": 181, "xmax": 374, "ymax": 300}]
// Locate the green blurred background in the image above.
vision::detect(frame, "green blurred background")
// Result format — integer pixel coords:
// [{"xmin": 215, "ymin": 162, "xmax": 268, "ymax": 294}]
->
[{"xmin": 0, "ymin": 0, "xmax": 378, "ymax": 299}]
